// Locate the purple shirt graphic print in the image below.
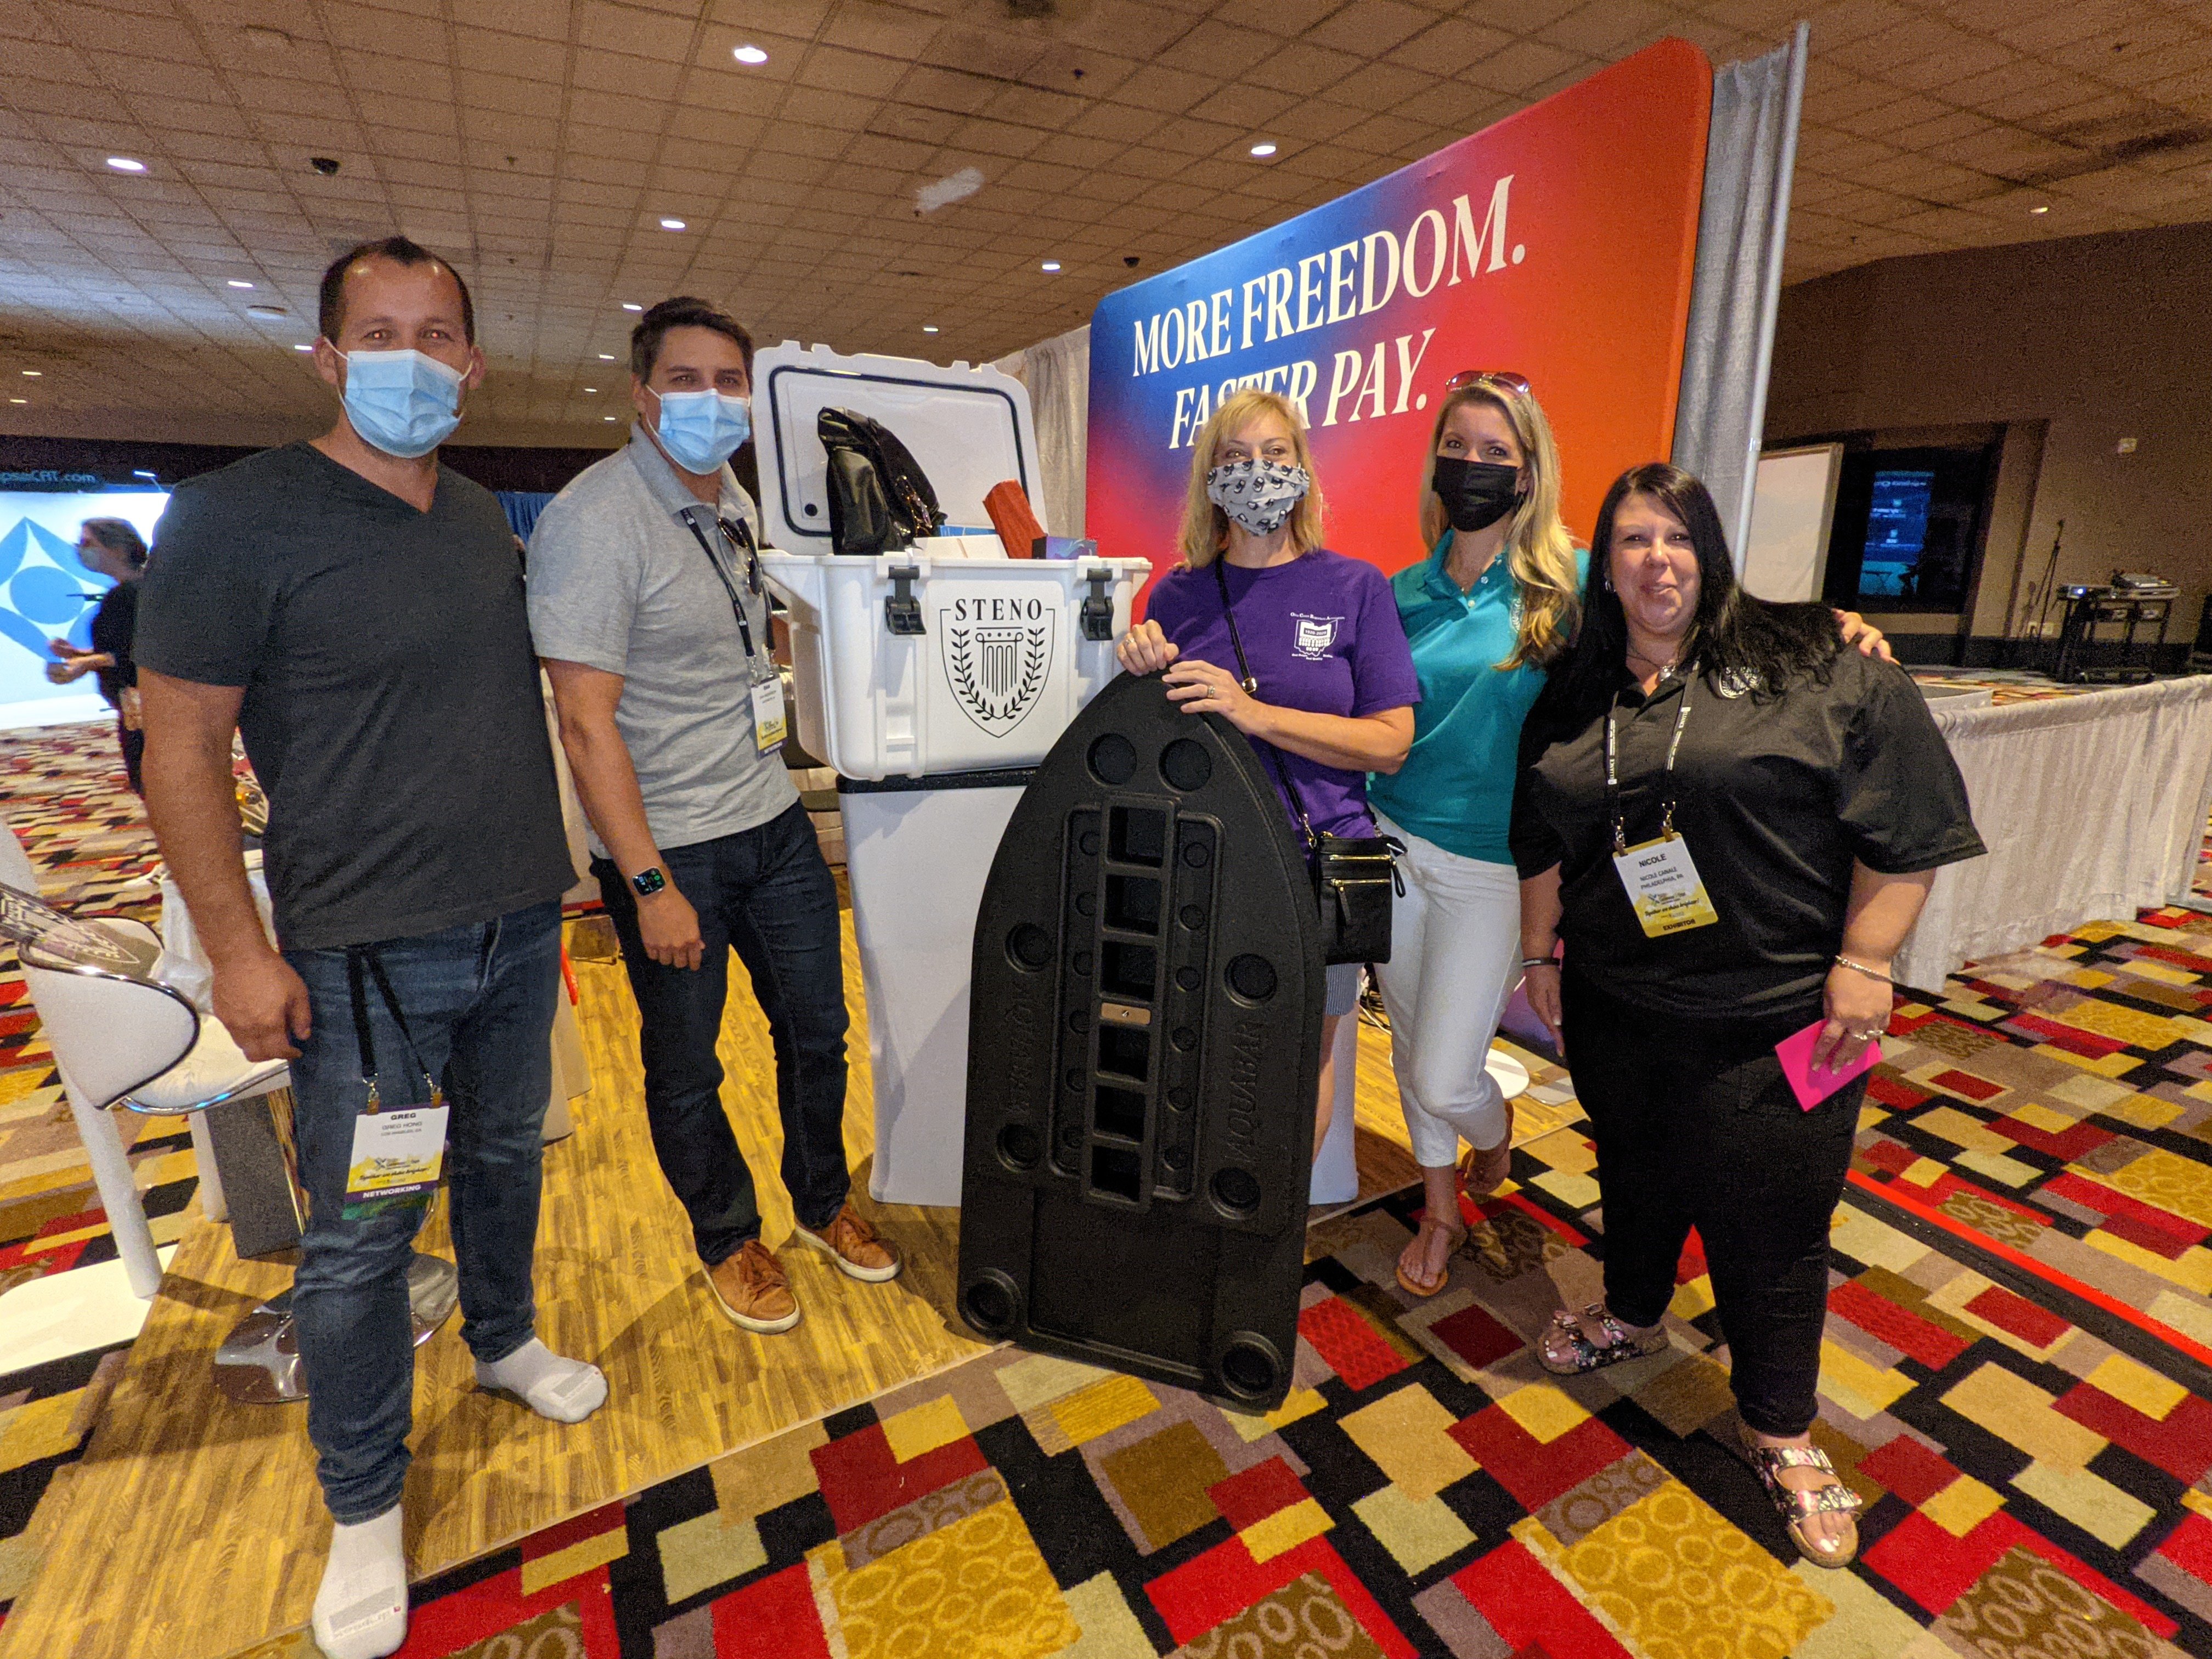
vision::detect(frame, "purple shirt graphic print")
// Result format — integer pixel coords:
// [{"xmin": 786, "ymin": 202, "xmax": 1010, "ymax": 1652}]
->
[{"xmin": 1144, "ymin": 549, "xmax": 1418, "ymax": 839}]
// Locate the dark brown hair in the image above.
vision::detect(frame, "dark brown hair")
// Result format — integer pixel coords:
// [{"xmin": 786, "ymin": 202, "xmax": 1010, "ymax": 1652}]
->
[
  {"xmin": 630, "ymin": 297, "xmax": 755, "ymax": 382},
  {"xmin": 80, "ymin": 517, "xmax": 148, "ymax": 569},
  {"xmin": 318, "ymin": 236, "xmax": 476, "ymax": 343}
]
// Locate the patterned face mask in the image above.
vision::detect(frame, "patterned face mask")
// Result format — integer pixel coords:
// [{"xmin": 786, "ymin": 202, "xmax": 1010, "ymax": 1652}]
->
[{"xmin": 1205, "ymin": 457, "xmax": 1310, "ymax": 535}]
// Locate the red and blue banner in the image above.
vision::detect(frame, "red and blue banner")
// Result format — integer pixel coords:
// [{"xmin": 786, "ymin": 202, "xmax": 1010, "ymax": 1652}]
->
[{"xmin": 1085, "ymin": 39, "xmax": 1714, "ymax": 599}]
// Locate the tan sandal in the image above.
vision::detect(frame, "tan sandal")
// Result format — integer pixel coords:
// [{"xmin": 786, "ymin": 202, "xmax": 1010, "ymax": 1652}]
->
[
  {"xmin": 1394, "ymin": 1213, "xmax": 1466, "ymax": 1297},
  {"xmin": 1459, "ymin": 1134, "xmax": 1513, "ymax": 1198},
  {"xmin": 1739, "ymin": 1425, "xmax": 1861, "ymax": 1567}
]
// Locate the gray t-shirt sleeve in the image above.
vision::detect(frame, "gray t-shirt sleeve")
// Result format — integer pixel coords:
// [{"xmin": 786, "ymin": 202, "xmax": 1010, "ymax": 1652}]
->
[
  {"xmin": 135, "ymin": 478, "xmax": 273, "ymax": 688},
  {"xmin": 526, "ymin": 493, "xmax": 640, "ymax": 678}
]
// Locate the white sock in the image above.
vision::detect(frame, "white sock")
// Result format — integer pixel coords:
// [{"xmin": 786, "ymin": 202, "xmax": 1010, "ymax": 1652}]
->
[
  {"xmin": 475, "ymin": 1337, "xmax": 608, "ymax": 1424},
  {"xmin": 313, "ymin": 1504, "xmax": 407, "ymax": 1659}
]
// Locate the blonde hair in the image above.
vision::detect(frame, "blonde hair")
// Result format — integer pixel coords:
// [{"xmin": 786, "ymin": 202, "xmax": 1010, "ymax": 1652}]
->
[
  {"xmin": 1177, "ymin": 388, "xmax": 1327, "ymax": 568},
  {"xmin": 1417, "ymin": 382, "xmax": 1582, "ymax": 669}
]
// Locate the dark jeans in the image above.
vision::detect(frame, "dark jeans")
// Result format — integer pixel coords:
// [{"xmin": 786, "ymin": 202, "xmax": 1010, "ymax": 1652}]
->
[
  {"xmin": 1562, "ymin": 968, "xmax": 1862, "ymax": 1437},
  {"xmin": 285, "ymin": 899, "xmax": 562, "ymax": 1522},
  {"xmin": 117, "ymin": 716, "xmax": 143, "ymax": 795},
  {"xmin": 593, "ymin": 802, "xmax": 850, "ymax": 1266}
]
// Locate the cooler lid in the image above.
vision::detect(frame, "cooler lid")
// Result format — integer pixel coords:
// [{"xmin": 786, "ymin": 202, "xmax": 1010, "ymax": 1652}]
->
[{"xmin": 752, "ymin": 341, "xmax": 1047, "ymax": 552}]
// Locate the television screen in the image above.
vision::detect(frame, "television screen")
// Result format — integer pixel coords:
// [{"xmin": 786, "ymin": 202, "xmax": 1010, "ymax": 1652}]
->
[
  {"xmin": 1858, "ymin": 469, "xmax": 1934, "ymax": 600},
  {"xmin": 0, "ymin": 490, "xmax": 168, "ymax": 729}
]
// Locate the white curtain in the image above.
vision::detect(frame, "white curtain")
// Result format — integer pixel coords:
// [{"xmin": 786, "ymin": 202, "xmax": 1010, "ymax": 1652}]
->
[
  {"xmin": 994, "ymin": 323, "xmax": 1091, "ymax": 538},
  {"xmin": 1671, "ymin": 22, "xmax": 1808, "ymax": 569}
]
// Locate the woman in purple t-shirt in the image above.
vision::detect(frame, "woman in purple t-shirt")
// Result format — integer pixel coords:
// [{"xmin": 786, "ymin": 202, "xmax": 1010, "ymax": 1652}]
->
[{"xmin": 1116, "ymin": 387, "xmax": 1420, "ymax": 1160}]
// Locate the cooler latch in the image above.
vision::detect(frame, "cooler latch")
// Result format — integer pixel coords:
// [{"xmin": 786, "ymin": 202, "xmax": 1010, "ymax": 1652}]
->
[
  {"xmin": 1079, "ymin": 568, "xmax": 1115, "ymax": 641},
  {"xmin": 884, "ymin": 566, "xmax": 924, "ymax": 636}
]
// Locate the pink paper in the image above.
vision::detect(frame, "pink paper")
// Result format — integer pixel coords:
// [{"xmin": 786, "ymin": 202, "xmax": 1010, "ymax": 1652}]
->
[{"xmin": 1774, "ymin": 1019, "xmax": 1881, "ymax": 1110}]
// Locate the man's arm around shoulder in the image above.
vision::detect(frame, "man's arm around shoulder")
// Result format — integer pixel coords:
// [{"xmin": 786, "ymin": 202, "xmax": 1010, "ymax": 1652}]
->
[{"xmin": 139, "ymin": 669, "xmax": 311, "ymax": 1060}]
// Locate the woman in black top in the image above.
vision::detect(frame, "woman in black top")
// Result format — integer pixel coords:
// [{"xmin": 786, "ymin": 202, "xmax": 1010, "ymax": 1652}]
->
[
  {"xmin": 1510, "ymin": 464, "xmax": 1983, "ymax": 1570},
  {"xmin": 47, "ymin": 517, "xmax": 149, "ymax": 792}
]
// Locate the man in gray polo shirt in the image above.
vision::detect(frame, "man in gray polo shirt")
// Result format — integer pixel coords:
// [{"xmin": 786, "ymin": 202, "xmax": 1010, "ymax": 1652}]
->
[{"xmin": 529, "ymin": 296, "xmax": 898, "ymax": 1335}]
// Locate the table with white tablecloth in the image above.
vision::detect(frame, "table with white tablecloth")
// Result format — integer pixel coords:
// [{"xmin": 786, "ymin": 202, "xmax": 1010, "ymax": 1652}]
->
[{"xmin": 1894, "ymin": 674, "xmax": 2212, "ymax": 991}]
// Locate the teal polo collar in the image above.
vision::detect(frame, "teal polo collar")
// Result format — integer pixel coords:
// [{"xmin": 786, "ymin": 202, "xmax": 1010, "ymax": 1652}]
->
[{"xmin": 1421, "ymin": 528, "xmax": 1513, "ymax": 602}]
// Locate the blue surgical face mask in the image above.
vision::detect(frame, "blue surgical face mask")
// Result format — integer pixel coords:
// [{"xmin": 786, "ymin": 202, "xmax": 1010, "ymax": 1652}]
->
[
  {"xmin": 651, "ymin": 387, "xmax": 752, "ymax": 475},
  {"xmin": 338, "ymin": 347, "xmax": 465, "ymax": 459}
]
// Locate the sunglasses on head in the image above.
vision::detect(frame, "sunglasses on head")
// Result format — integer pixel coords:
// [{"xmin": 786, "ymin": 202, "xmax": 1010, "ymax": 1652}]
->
[{"xmin": 1443, "ymin": 370, "xmax": 1532, "ymax": 397}]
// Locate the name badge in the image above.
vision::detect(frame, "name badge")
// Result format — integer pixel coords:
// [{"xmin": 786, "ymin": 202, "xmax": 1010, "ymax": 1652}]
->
[
  {"xmin": 750, "ymin": 675, "xmax": 787, "ymax": 752},
  {"xmin": 343, "ymin": 1099, "xmax": 449, "ymax": 1220},
  {"xmin": 1612, "ymin": 832, "xmax": 1719, "ymax": 938}
]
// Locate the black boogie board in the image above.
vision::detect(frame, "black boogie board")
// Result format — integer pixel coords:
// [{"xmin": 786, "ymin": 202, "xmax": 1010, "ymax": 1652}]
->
[{"xmin": 957, "ymin": 670, "xmax": 1323, "ymax": 1410}]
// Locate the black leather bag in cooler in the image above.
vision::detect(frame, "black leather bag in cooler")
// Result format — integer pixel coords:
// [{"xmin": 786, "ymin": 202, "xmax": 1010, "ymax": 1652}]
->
[{"xmin": 817, "ymin": 406, "xmax": 947, "ymax": 556}]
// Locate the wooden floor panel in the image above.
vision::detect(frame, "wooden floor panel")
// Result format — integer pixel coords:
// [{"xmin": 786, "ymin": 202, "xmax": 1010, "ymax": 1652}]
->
[{"xmin": 0, "ymin": 919, "xmax": 1506, "ymax": 1659}]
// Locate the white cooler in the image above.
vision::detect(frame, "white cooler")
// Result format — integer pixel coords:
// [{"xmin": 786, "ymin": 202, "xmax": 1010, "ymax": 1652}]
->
[
  {"xmin": 753, "ymin": 343, "xmax": 1369, "ymax": 1208},
  {"xmin": 752, "ymin": 343, "xmax": 1149, "ymax": 1205}
]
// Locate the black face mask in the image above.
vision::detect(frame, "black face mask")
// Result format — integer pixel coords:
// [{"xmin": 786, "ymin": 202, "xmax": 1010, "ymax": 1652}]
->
[{"xmin": 1432, "ymin": 456, "xmax": 1523, "ymax": 534}]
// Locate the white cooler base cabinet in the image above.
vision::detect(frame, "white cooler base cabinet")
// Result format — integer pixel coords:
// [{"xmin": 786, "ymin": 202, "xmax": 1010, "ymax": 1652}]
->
[
  {"xmin": 849, "ymin": 776, "xmax": 1375, "ymax": 1211},
  {"xmin": 845, "ymin": 771, "xmax": 1032, "ymax": 1207}
]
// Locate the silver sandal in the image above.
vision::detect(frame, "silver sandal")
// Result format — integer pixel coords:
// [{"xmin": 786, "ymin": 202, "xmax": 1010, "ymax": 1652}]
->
[
  {"xmin": 1740, "ymin": 1426, "xmax": 1862, "ymax": 1567},
  {"xmin": 1537, "ymin": 1303, "xmax": 1668, "ymax": 1375}
]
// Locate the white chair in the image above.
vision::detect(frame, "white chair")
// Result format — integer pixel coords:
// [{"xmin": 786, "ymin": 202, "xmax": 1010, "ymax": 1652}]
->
[{"xmin": 1, "ymin": 826, "xmax": 292, "ymax": 1301}]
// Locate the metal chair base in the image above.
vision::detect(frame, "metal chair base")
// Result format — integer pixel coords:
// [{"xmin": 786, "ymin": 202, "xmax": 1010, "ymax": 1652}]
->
[{"xmin": 213, "ymin": 1252, "xmax": 461, "ymax": 1404}]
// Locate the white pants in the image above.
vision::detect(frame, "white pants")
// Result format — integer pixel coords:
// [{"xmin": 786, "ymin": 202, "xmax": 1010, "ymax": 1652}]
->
[{"xmin": 1372, "ymin": 814, "xmax": 1522, "ymax": 1169}]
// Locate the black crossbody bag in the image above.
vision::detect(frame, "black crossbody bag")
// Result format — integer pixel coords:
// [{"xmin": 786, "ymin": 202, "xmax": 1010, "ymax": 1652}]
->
[{"xmin": 1211, "ymin": 559, "xmax": 1402, "ymax": 966}]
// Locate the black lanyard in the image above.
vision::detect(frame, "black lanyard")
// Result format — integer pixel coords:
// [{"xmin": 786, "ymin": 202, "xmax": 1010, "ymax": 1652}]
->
[
  {"xmin": 680, "ymin": 508, "xmax": 766, "ymax": 667},
  {"xmin": 348, "ymin": 946, "xmax": 436, "ymax": 1108},
  {"xmin": 1604, "ymin": 678, "xmax": 1694, "ymax": 855},
  {"xmin": 1210, "ymin": 557, "xmax": 1320, "ymax": 850}
]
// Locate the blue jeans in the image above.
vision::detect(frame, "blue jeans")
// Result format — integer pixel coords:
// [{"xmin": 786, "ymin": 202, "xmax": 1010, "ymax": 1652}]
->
[
  {"xmin": 592, "ymin": 802, "xmax": 850, "ymax": 1266},
  {"xmin": 285, "ymin": 899, "xmax": 562, "ymax": 1523}
]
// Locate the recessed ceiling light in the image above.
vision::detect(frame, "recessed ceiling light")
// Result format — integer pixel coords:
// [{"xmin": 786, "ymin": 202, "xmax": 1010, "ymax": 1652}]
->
[
  {"xmin": 583, "ymin": 386, "xmax": 597, "ymax": 393},
  {"xmin": 2029, "ymin": 204, "xmax": 2050, "ymax": 215},
  {"xmin": 604, "ymin": 414, "xmax": 617, "ymax": 421},
  {"xmin": 598, "ymin": 352, "xmax": 616, "ymax": 360},
  {"xmin": 20, "ymin": 370, "xmax": 40, "ymax": 377},
  {"xmin": 293, "ymin": 343, "xmax": 313, "ymax": 351},
  {"xmin": 106, "ymin": 156, "xmax": 146, "ymax": 173},
  {"xmin": 922, "ymin": 325, "xmax": 939, "ymax": 334},
  {"xmin": 732, "ymin": 44, "xmax": 768, "ymax": 64},
  {"xmin": 1041, "ymin": 261, "xmax": 1062, "ymax": 272},
  {"xmin": 660, "ymin": 217, "xmax": 686, "ymax": 231},
  {"xmin": 622, "ymin": 302, "xmax": 642, "ymax": 312},
  {"xmin": 227, "ymin": 279, "xmax": 255, "ymax": 289},
  {"xmin": 8, "ymin": 398, "xmax": 25, "ymax": 405},
  {"xmin": 1249, "ymin": 141, "xmax": 1277, "ymax": 158}
]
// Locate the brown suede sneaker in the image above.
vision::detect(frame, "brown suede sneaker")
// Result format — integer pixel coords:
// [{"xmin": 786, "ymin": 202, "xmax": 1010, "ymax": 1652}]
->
[
  {"xmin": 707, "ymin": 1239, "xmax": 800, "ymax": 1333},
  {"xmin": 792, "ymin": 1204, "xmax": 902, "ymax": 1283}
]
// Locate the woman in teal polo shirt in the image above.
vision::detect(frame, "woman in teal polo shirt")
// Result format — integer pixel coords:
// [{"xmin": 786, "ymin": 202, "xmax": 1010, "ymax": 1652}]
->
[
  {"xmin": 1368, "ymin": 371, "xmax": 1583, "ymax": 1296},
  {"xmin": 1372, "ymin": 375, "xmax": 1892, "ymax": 1296}
]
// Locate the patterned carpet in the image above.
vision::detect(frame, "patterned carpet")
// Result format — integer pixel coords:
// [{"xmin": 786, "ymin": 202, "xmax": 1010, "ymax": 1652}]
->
[
  {"xmin": 216, "ymin": 1173, "xmax": 2212, "ymax": 1659},
  {"xmin": 4, "ymin": 720, "xmax": 2211, "ymax": 1656},
  {"xmin": 1850, "ymin": 908, "xmax": 2212, "ymax": 1365}
]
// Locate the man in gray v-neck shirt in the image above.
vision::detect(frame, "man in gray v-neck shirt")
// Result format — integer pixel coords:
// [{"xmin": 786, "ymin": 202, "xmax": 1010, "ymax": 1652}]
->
[
  {"xmin": 529, "ymin": 297, "xmax": 901, "ymax": 1340},
  {"xmin": 137, "ymin": 236, "xmax": 602, "ymax": 1659}
]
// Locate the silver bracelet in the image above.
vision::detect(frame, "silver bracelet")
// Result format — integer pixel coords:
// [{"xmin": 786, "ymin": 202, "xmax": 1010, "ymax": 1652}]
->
[
  {"xmin": 1834, "ymin": 955, "xmax": 1893, "ymax": 985},
  {"xmin": 1521, "ymin": 957, "xmax": 1557, "ymax": 970}
]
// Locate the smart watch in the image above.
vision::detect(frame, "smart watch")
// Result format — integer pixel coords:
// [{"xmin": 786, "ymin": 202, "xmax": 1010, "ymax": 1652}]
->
[{"xmin": 631, "ymin": 867, "xmax": 667, "ymax": 896}]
